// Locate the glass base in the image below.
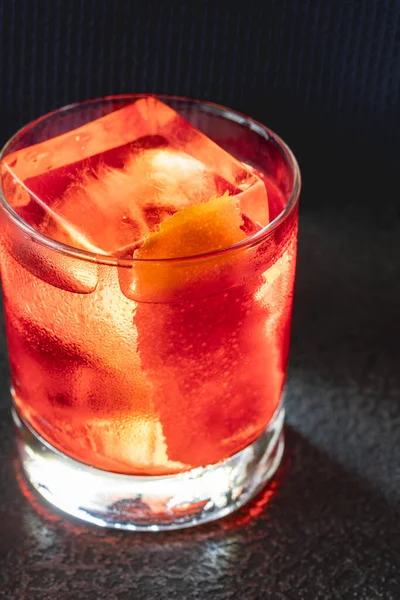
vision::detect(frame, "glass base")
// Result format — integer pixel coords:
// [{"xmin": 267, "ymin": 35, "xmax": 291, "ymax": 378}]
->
[{"xmin": 13, "ymin": 404, "xmax": 284, "ymax": 531}]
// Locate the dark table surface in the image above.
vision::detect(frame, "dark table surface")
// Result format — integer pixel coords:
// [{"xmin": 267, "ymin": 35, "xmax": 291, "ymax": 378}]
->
[{"xmin": 0, "ymin": 200, "xmax": 399, "ymax": 600}]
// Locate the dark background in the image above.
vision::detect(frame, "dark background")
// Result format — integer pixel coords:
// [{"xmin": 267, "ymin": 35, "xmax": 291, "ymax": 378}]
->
[
  {"xmin": 1, "ymin": 0, "xmax": 400, "ymax": 217},
  {"xmin": 0, "ymin": 1, "xmax": 399, "ymax": 599}
]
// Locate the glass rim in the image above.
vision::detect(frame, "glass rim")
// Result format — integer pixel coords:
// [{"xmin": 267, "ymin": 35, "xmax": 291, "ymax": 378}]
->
[{"xmin": 0, "ymin": 94, "xmax": 301, "ymax": 266}]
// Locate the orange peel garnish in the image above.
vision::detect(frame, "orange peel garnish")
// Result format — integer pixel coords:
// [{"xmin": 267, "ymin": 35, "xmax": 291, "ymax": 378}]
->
[{"xmin": 135, "ymin": 192, "xmax": 246, "ymax": 260}]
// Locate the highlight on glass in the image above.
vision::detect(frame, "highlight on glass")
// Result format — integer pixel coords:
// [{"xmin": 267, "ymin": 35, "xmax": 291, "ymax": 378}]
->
[{"xmin": 0, "ymin": 95, "xmax": 300, "ymax": 530}]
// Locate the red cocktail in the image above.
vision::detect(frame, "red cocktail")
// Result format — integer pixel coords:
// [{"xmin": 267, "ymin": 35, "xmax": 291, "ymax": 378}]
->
[{"xmin": 0, "ymin": 96, "xmax": 300, "ymax": 529}]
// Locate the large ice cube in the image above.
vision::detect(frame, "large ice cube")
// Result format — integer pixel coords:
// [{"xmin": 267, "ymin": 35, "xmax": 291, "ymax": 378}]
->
[{"xmin": 1, "ymin": 97, "xmax": 269, "ymax": 256}]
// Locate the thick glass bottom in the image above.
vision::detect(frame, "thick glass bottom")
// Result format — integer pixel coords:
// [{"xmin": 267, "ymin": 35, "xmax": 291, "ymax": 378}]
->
[{"xmin": 13, "ymin": 403, "xmax": 284, "ymax": 531}]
